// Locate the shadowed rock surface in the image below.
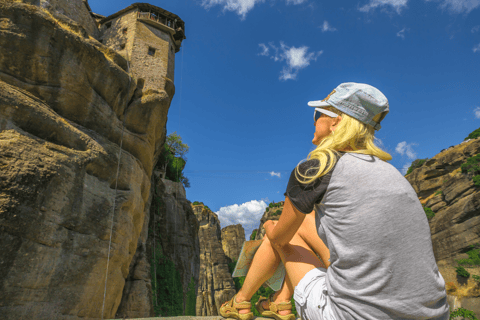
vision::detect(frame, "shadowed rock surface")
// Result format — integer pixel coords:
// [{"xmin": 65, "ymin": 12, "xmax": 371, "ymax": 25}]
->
[
  {"xmin": 221, "ymin": 224, "xmax": 245, "ymax": 264},
  {"xmin": 193, "ymin": 204, "xmax": 236, "ymax": 316}
]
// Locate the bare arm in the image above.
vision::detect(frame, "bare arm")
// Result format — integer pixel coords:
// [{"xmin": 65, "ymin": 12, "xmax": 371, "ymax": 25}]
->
[{"xmin": 264, "ymin": 196, "xmax": 306, "ymax": 249}]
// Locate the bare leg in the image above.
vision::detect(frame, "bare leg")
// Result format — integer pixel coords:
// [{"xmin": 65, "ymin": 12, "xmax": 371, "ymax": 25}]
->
[
  {"xmin": 232, "ymin": 236, "xmax": 281, "ymax": 314},
  {"xmin": 233, "ymin": 211, "xmax": 330, "ymax": 314},
  {"xmin": 274, "ymin": 227, "xmax": 325, "ymax": 289}
]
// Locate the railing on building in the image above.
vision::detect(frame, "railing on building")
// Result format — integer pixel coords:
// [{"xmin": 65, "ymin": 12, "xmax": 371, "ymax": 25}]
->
[{"xmin": 137, "ymin": 11, "xmax": 177, "ymax": 30}]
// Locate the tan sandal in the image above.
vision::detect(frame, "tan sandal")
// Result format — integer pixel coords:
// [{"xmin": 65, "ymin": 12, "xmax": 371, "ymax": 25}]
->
[
  {"xmin": 219, "ymin": 294, "xmax": 254, "ymax": 320},
  {"xmin": 255, "ymin": 294, "xmax": 295, "ymax": 320}
]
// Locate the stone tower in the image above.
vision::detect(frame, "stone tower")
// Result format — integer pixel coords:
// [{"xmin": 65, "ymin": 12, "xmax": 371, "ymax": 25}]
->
[{"xmin": 98, "ymin": 3, "xmax": 186, "ymax": 91}]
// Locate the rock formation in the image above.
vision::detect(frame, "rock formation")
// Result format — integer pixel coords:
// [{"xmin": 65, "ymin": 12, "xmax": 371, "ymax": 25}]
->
[
  {"xmin": 221, "ymin": 224, "xmax": 245, "ymax": 263},
  {"xmin": 405, "ymin": 138, "xmax": 480, "ymax": 315},
  {"xmin": 193, "ymin": 203, "xmax": 236, "ymax": 316},
  {"xmin": 116, "ymin": 176, "xmax": 200, "ymax": 318},
  {"xmin": 0, "ymin": 1, "xmax": 182, "ymax": 318}
]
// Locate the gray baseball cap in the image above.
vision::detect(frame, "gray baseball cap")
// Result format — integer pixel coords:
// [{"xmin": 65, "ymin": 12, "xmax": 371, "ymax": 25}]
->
[{"xmin": 308, "ymin": 82, "xmax": 389, "ymax": 131}]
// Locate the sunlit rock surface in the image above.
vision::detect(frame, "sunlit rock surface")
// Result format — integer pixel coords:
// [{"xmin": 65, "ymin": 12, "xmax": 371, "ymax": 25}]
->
[
  {"xmin": 406, "ymin": 138, "xmax": 480, "ymax": 315},
  {"xmin": 221, "ymin": 224, "xmax": 245, "ymax": 264},
  {"xmin": 0, "ymin": 1, "xmax": 172, "ymax": 318},
  {"xmin": 193, "ymin": 204, "xmax": 236, "ymax": 316}
]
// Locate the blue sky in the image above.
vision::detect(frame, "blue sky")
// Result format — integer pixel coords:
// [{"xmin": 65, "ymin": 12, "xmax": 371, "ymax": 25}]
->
[{"xmin": 90, "ymin": 0, "xmax": 480, "ymax": 239}]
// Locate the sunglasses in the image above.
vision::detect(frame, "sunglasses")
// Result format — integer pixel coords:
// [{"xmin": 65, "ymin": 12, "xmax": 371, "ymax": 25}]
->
[{"xmin": 314, "ymin": 108, "xmax": 338, "ymax": 124}]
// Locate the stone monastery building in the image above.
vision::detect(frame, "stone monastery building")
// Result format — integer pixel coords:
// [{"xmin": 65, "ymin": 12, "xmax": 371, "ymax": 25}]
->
[
  {"xmin": 47, "ymin": 0, "xmax": 186, "ymax": 92},
  {"xmin": 96, "ymin": 3, "xmax": 186, "ymax": 91}
]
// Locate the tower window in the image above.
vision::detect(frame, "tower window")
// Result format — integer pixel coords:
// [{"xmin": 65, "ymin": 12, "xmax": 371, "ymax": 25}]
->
[
  {"xmin": 120, "ymin": 43, "xmax": 126, "ymax": 50},
  {"xmin": 148, "ymin": 47, "xmax": 156, "ymax": 56},
  {"xmin": 123, "ymin": 28, "xmax": 128, "ymax": 35},
  {"xmin": 105, "ymin": 22, "xmax": 112, "ymax": 29}
]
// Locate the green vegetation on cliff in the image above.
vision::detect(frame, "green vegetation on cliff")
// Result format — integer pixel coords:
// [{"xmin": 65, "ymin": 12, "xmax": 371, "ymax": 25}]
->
[
  {"xmin": 405, "ymin": 158, "xmax": 428, "ymax": 176},
  {"xmin": 185, "ymin": 277, "xmax": 197, "ymax": 316},
  {"xmin": 460, "ymin": 154, "xmax": 480, "ymax": 186},
  {"xmin": 151, "ymin": 241, "xmax": 183, "ymax": 316},
  {"xmin": 157, "ymin": 132, "xmax": 190, "ymax": 188},
  {"xmin": 450, "ymin": 307, "xmax": 479, "ymax": 320},
  {"xmin": 455, "ymin": 244, "xmax": 480, "ymax": 267},
  {"xmin": 424, "ymin": 206, "xmax": 435, "ymax": 220},
  {"xmin": 464, "ymin": 128, "xmax": 480, "ymax": 141}
]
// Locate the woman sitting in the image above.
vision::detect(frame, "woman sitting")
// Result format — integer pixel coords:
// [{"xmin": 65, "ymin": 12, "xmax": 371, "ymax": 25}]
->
[{"xmin": 219, "ymin": 83, "xmax": 450, "ymax": 320}]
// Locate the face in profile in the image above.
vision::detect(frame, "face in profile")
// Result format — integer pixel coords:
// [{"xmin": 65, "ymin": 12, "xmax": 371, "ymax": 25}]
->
[{"xmin": 312, "ymin": 112, "xmax": 341, "ymax": 146}]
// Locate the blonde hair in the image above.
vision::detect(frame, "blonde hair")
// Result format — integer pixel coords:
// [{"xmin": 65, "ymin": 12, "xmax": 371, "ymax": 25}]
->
[{"xmin": 295, "ymin": 106, "xmax": 392, "ymax": 185}]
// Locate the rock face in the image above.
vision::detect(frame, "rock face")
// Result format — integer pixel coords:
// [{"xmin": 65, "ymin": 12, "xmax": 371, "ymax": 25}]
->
[
  {"xmin": 253, "ymin": 201, "xmax": 284, "ymax": 240},
  {"xmin": 149, "ymin": 177, "xmax": 200, "ymax": 316},
  {"xmin": 193, "ymin": 203, "xmax": 236, "ymax": 316},
  {"xmin": 115, "ymin": 176, "xmax": 199, "ymax": 318},
  {"xmin": 0, "ymin": 1, "xmax": 181, "ymax": 319},
  {"xmin": 405, "ymin": 138, "xmax": 480, "ymax": 315},
  {"xmin": 221, "ymin": 224, "xmax": 245, "ymax": 264},
  {"xmin": 24, "ymin": 0, "xmax": 100, "ymax": 37}
]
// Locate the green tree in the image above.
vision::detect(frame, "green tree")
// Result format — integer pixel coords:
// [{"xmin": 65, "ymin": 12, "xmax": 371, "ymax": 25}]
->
[
  {"xmin": 166, "ymin": 131, "xmax": 190, "ymax": 160},
  {"xmin": 158, "ymin": 132, "xmax": 190, "ymax": 188}
]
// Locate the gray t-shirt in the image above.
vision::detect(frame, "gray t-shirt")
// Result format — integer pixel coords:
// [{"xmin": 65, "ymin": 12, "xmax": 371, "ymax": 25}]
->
[{"xmin": 285, "ymin": 152, "xmax": 449, "ymax": 319}]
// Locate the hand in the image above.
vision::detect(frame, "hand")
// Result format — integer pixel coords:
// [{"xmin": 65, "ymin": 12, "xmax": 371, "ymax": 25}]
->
[{"xmin": 263, "ymin": 220, "xmax": 278, "ymax": 238}]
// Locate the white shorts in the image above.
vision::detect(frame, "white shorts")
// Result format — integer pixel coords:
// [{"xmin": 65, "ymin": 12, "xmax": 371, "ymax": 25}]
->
[{"xmin": 293, "ymin": 267, "xmax": 337, "ymax": 320}]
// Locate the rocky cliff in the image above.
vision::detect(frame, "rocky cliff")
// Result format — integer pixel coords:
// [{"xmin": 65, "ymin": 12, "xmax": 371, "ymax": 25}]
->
[
  {"xmin": 221, "ymin": 224, "xmax": 245, "ymax": 264},
  {"xmin": 0, "ymin": 1, "xmax": 173, "ymax": 318},
  {"xmin": 193, "ymin": 203, "xmax": 236, "ymax": 316},
  {"xmin": 405, "ymin": 138, "xmax": 480, "ymax": 314},
  {"xmin": 116, "ymin": 176, "xmax": 200, "ymax": 318}
]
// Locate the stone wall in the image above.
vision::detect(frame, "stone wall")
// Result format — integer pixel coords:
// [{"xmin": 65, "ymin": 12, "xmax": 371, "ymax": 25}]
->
[
  {"xmin": 100, "ymin": 9, "xmax": 176, "ymax": 92},
  {"xmin": 221, "ymin": 224, "xmax": 245, "ymax": 263},
  {"xmin": 130, "ymin": 20, "xmax": 175, "ymax": 91},
  {"xmin": 99, "ymin": 9, "xmax": 137, "ymax": 61},
  {"xmin": 193, "ymin": 204, "xmax": 236, "ymax": 316}
]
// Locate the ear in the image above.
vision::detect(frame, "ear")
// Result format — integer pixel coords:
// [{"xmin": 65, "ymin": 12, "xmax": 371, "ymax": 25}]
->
[{"xmin": 331, "ymin": 115, "xmax": 342, "ymax": 129}]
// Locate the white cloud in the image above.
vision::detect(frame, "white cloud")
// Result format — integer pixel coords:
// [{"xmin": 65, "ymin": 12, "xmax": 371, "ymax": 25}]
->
[
  {"xmin": 358, "ymin": 0, "xmax": 408, "ymax": 13},
  {"xmin": 400, "ymin": 162, "xmax": 412, "ymax": 175},
  {"xmin": 269, "ymin": 171, "xmax": 281, "ymax": 178},
  {"xmin": 201, "ymin": 0, "xmax": 264, "ymax": 19},
  {"xmin": 474, "ymin": 106, "xmax": 480, "ymax": 118},
  {"xmin": 433, "ymin": 0, "xmax": 480, "ymax": 14},
  {"xmin": 216, "ymin": 199, "xmax": 268, "ymax": 239},
  {"xmin": 286, "ymin": 0, "xmax": 307, "ymax": 4},
  {"xmin": 395, "ymin": 141, "xmax": 418, "ymax": 160},
  {"xmin": 258, "ymin": 41, "xmax": 322, "ymax": 81},
  {"xmin": 201, "ymin": 0, "xmax": 307, "ymax": 19},
  {"xmin": 396, "ymin": 28, "xmax": 407, "ymax": 39},
  {"xmin": 258, "ymin": 43, "xmax": 269, "ymax": 56},
  {"xmin": 472, "ymin": 25, "xmax": 480, "ymax": 33},
  {"xmin": 321, "ymin": 20, "xmax": 337, "ymax": 32},
  {"xmin": 474, "ymin": 43, "xmax": 480, "ymax": 53}
]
